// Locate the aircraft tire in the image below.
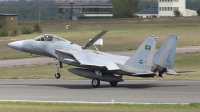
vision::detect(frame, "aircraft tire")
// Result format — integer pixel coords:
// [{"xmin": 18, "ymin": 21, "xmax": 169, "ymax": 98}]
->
[
  {"xmin": 91, "ymin": 78, "xmax": 100, "ymax": 87},
  {"xmin": 55, "ymin": 73, "xmax": 61, "ymax": 79},
  {"xmin": 110, "ymin": 82, "xmax": 118, "ymax": 87}
]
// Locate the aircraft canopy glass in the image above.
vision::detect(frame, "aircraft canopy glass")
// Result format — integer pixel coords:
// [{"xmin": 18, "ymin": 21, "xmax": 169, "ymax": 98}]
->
[{"xmin": 34, "ymin": 34, "xmax": 66, "ymax": 42}]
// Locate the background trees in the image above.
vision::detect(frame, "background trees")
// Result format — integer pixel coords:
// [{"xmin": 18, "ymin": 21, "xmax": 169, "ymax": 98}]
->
[
  {"xmin": 109, "ymin": 0, "xmax": 139, "ymax": 18},
  {"xmin": 0, "ymin": 0, "xmax": 199, "ymax": 21},
  {"xmin": 197, "ymin": 9, "xmax": 200, "ymax": 16},
  {"xmin": 0, "ymin": 1, "xmax": 58, "ymax": 21},
  {"xmin": 174, "ymin": 10, "xmax": 182, "ymax": 17}
]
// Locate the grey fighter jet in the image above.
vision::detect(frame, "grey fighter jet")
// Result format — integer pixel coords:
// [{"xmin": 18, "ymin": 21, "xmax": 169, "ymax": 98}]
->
[{"xmin": 8, "ymin": 31, "xmax": 179, "ymax": 87}]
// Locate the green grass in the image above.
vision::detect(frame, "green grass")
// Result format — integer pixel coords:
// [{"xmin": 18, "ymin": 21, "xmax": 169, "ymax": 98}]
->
[
  {"xmin": 0, "ymin": 63, "xmax": 83, "ymax": 79},
  {"xmin": 1, "ymin": 17, "xmax": 200, "ymax": 60},
  {"xmin": 0, "ymin": 102, "xmax": 199, "ymax": 112},
  {"xmin": 0, "ymin": 52, "xmax": 200, "ymax": 80}
]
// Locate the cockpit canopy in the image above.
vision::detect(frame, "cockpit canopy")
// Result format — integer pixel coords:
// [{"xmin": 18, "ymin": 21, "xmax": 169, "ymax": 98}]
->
[{"xmin": 34, "ymin": 34, "xmax": 66, "ymax": 42}]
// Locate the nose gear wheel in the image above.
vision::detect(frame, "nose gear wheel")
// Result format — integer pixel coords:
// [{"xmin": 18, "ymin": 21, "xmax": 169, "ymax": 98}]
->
[{"xmin": 55, "ymin": 73, "xmax": 61, "ymax": 79}]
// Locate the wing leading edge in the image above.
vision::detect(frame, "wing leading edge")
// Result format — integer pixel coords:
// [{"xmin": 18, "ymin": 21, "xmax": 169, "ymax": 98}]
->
[{"xmin": 55, "ymin": 49, "xmax": 120, "ymax": 70}]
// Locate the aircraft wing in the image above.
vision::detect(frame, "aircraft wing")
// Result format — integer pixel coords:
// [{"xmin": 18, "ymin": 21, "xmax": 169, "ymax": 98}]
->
[{"xmin": 55, "ymin": 49, "xmax": 120, "ymax": 70}]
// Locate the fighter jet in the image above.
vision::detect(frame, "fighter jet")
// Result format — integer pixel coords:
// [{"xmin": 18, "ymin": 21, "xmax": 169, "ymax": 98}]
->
[{"xmin": 8, "ymin": 31, "xmax": 179, "ymax": 87}]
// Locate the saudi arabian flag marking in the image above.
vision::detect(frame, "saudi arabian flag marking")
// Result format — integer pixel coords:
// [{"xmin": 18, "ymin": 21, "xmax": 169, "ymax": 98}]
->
[{"xmin": 145, "ymin": 45, "xmax": 151, "ymax": 50}]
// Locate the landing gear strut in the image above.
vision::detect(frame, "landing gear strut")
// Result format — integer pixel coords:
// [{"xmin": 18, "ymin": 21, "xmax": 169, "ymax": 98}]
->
[{"xmin": 55, "ymin": 60, "xmax": 62, "ymax": 79}]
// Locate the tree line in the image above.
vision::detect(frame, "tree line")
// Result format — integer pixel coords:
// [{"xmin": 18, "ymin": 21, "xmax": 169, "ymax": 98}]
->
[
  {"xmin": 0, "ymin": 1, "xmax": 58, "ymax": 21},
  {"xmin": 0, "ymin": 0, "xmax": 199, "ymax": 21},
  {"xmin": 109, "ymin": 0, "xmax": 139, "ymax": 18}
]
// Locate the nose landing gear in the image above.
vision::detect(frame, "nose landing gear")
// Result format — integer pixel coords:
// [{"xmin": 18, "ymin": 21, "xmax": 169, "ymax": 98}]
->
[
  {"xmin": 55, "ymin": 60, "xmax": 63, "ymax": 79},
  {"xmin": 55, "ymin": 73, "xmax": 61, "ymax": 79}
]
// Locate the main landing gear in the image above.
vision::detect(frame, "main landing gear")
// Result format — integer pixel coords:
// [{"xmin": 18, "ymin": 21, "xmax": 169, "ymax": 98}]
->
[
  {"xmin": 91, "ymin": 71, "xmax": 119, "ymax": 87},
  {"xmin": 91, "ymin": 78, "xmax": 100, "ymax": 87},
  {"xmin": 55, "ymin": 60, "xmax": 62, "ymax": 79},
  {"xmin": 91, "ymin": 78, "xmax": 118, "ymax": 87},
  {"xmin": 109, "ymin": 82, "xmax": 118, "ymax": 87}
]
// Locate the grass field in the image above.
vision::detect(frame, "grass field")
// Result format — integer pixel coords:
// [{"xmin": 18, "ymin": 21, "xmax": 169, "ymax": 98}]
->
[
  {"xmin": 0, "ymin": 17, "xmax": 200, "ymax": 60},
  {"xmin": 0, "ymin": 52, "xmax": 200, "ymax": 80},
  {"xmin": 0, "ymin": 102, "xmax": 199, "ymax": 112}
]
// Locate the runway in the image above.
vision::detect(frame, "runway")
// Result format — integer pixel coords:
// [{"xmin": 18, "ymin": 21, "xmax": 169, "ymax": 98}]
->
[{"xmin": 0, "ymin": 79, "xmax": 200, "ymax": 103}]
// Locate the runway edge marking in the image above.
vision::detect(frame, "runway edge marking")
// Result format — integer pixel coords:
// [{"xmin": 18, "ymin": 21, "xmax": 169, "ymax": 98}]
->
[{"xmin": 0, "ymin": 100, "xmax": 190, "ymax": 104}]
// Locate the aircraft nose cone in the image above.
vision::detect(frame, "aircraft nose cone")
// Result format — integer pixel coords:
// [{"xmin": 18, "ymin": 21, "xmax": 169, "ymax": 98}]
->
[{"xmin": 7, "ymin": 40, "xmax": 23, "ymax": 51}]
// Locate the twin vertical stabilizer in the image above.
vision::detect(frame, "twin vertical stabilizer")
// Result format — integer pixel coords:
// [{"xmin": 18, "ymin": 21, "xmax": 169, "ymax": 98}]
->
[
  {"xmin": 125, "ymin": 36, "xmax": 157, "ymax": 69},
  {"xmin": 153, "ymin": 35, "xmax": 179, "ymax": 69},
  {"xmin": 122, "ymin": 35, "xmax": 179, "ymax": 76}
]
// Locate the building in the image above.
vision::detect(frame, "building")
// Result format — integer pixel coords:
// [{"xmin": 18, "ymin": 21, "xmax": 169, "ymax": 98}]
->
[
  {"xmin": 135, "ymin": 0, "xmax": 197, "ymax": 18},
  {"xmin": 56, "ymin": 1, "xmax": 113, "ymax": 20},
  {"xmin": 135, "ymin": 7, "xmax": 158, "ymax": 18},
  {"xmin": 0, "ymin": 13, "xmax": 18, "ymax": 29}
]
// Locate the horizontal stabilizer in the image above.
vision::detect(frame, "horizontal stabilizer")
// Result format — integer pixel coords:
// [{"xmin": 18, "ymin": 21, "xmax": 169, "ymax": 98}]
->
[
  {"xmin": 167, "ymin": 69, "xmax": 181, "ymax": 76},
  {"xmin": 82, "ymin": 30, "xmax": 108, "ymax": 49}
]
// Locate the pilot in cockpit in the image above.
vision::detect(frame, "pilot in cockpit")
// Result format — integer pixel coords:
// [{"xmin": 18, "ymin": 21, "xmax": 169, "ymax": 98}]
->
[
  {"xmin": 47, "ymin": 35, "xmax": 54, "ymax": 41},
  {"xmin": 41, "ymin": 36, "xmax": 45, "ymax": 41},
  {"xmin": 42, "ymin": 35, "xmax": 53, "ymax": 41},
  {"xmin": 34, "ymin": 34, "xmax": 65, "ymax": 42}
]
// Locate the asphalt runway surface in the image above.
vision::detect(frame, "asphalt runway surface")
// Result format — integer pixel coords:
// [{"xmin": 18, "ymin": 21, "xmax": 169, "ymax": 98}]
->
[
  {"xmin": 0, "ymin": 79, "xmax": 200, "ymax": 104},
  {"xmin": 0, "ymin": 46, "xmax": 200, "ymax": 68}
]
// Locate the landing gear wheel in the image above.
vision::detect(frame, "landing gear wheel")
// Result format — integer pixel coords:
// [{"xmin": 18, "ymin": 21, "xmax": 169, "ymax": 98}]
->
[
  {"xmin": 54, "ymin": 59, "xmax": 62, "ymax": 79},
  {"xmin": 91, "ymin": 78, "xmax": 100, "ymax": 87},
  {"xmin": 55, "ymin": 73, "xmax": 61, "ymax": 79},
  {"xmin": 110, "ymin": 82, "xmax": 118, "ymax": 87}
]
